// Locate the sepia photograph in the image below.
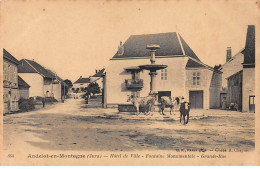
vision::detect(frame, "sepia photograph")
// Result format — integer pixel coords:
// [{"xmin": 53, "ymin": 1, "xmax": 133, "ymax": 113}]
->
[{"xmin": 0, "ymin": 0, "xmax": 259, "ymax": 166}]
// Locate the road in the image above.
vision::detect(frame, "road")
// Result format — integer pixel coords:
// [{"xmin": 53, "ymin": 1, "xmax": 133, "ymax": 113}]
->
[{"xmin": 3, "ymin": 97, "xmax": 255, "ymax": 152}]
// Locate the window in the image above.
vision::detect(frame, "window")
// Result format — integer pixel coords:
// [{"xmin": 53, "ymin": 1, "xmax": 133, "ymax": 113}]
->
[
  {"xmin": 193, "ymin": 72, "xmax": 200, "ymax": 85},
  {"xmin": 44, "ymin": 79, "xmax": 52, "ymax": 85},
  {"xmin": 3, "ymin": 62, "xmax": 8, "ymax": 80},
  {"xmin": 249, "ymin": 96, "xmax": 255, "ymax": 105},
  {"xmin": 161, "ymin": 69, "xmax": 167, "ymax": 80}
]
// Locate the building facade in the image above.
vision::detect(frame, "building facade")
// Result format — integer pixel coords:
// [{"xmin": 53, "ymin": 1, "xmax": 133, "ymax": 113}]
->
[
  {"xmin": 3, "ymin": 49, "xmax": 20, "ymax": 113},
  {"xmin": 18, "ymin": 75, "xmax": 30, "ymax": 99},
  {"xmin": 18, "ymin": 59, "xmax": 63, "ymax": 100},
  {"xmin": 242, "ymin": 25, "xmax": 255, "ymax": 113},
  {"xmin": 104, "ymin": 32, "xmax": 222, "ymax": 109},
  {"xmin": 226, "ymin": 25, "xmax": 255, "ymax": 112},
  {"xmin": 72, "ymin": 76, "xmax": 91, "ymax": 92}
]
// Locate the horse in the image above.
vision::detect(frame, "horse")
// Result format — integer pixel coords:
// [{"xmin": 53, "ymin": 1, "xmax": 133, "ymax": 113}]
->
[
  {"xmin": 127, "ymin": 95, "xmax": 156, "ymax": 115},
  {"xmin": 179, "ymin": 101, "xmax": 191, "ymax": 125},
  {"xmin": 160, "ymin": 96, "xmax": 181, "ymax": 115}
]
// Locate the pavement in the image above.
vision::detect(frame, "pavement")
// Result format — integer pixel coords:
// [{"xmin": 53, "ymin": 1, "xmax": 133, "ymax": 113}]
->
[{"xmin": 3, "ymin": 97, "xmax": 255, "ymax": 152}]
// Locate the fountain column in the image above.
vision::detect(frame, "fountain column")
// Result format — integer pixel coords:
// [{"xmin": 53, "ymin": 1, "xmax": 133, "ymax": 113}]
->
[
  {"xmin": 149, "ymin": 71, "xmax": 157, "ymax": 94},
  {"xmin": 139, "ymin": 44, "xmax": 167, "ymax": 96}
]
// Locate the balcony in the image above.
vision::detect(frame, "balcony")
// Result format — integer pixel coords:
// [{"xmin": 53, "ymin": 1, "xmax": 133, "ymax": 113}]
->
[{"xmin": 125, "ymin": 79, "xmax": 143, "ymax": 90}]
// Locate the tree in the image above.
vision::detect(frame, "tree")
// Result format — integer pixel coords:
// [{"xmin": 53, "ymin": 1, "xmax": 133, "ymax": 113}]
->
[
  {"xmin": 64, "ymin": 79, "xmax": 73, "ymax": 88},
  {"xmin": 87, "ymin": 82, "xmax": 101, "ymax": 95}
]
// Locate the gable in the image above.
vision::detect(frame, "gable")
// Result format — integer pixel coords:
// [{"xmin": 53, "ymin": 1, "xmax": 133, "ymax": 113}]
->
[
  {"xmin": 18, "ymin": 59, "xmax": 38, "ymax": 73},
  {"xmin": 74, "ymin": 78, "xmax": 90, "ymax": 84},
  {"xmin": 243, "ymin": 25, "xmax": 255, "ymax": 65},
  {"xmin": 3, "ymin": 49, "xmax": 19, "ymax": 65},
  {"xmin": 18, "ymin": 59, "xmax": 56, "ymax": 78}
]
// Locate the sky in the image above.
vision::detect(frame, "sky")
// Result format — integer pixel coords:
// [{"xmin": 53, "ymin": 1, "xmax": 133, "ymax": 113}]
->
[{"xmin": 1, "ymin": 0, "xmax": 259, "ymax": 82}]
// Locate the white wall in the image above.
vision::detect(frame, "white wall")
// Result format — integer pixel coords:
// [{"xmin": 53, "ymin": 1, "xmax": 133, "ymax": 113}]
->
[
  {"xmin": 18, "ymin": 73, "xmax": 44, "ymax": 97},
  {"xmin": 44, "ymin": 83, "xmax": 62, "ymax": 100},
  {"xmin": 221, "ymin": 52, "xmax": 244, "ymax": 90},
  {"xmin": 105, "ymin": 57, "xmax": 188, "ymax": 106},
  {"xmin": 242, "ymin": 68, "xmax": 255, "ymax": 112},
  {"xmin": 72, "ymin": 83, "xmax": 89, "ymax": 91},
  {"xmin": 185, "ymin": 68, "xmax": 213, "ymax": 109}
]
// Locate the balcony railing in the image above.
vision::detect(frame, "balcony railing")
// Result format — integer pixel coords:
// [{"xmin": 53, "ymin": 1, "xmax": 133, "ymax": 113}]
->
[{"xmin": 125, "ymin": 79, "xmax": 143, "ymax": 90}]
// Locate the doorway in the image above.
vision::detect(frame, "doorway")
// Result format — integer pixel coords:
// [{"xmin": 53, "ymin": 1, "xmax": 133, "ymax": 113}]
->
[
  {"xmin": 249, "ymin": 96, "xmax": 255, "ymax": 113},
  {"xmin": 189, "ymin": 91, "xmax": 203, "ymax": 109}
]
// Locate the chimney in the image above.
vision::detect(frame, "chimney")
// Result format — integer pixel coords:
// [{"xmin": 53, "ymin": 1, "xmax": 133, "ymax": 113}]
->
[
  {"xmin": 117, "ymin": 41, "xmax": 124, "ymax": 56},
  {"xmin": 226, "ymin": 47, "xmax": 232, "ymax": 62},
  {"xmin": 80, "ymin": 76, "xmax": 82, "ymax": 79},
  {"xmin": 96, "ymin": 69, "xmax": 98, "ymax": 73}
]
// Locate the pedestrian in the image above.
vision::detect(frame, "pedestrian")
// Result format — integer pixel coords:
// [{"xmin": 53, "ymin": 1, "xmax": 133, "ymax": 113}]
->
[
  {"xmin": 7, "ymin": 91, "xmax": 11, "ymax": 114},
  {"xmin": 42, "ymin": 97, "xmax": 46, "ymax": 108},
  {"xmin": 85, "ymin": 94, "xmax": 89, "ymax": 104}
]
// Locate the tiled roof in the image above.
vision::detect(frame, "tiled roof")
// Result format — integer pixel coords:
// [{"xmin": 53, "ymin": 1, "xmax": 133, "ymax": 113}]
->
[
  {"xmin": 46, "ymin": 69, "xmax": 64, "ymax": 82},
  {"xmin": 112, "ymin": 32, "xmax": 184, "ymax": 59},
  {"xmin": 74, "ymin": 77, "xmax": 90, "ymax": 84},
  {"xmin": 3, "ymin": 49, "xmax": 19, "ymax": 65},
  {"xmin": 111, "ymin": 32, "xmax": 209, "ymax": 69},
  {"xmin": 18, "ymin": 76, "xmax": 30, "ymax": 88},
  {"xmin": 18, "ymin": 59, "xmax": 56, "ymax": 78},
  {"xmin": 92, "ymin": 68, "xmax": 105, "ymax": 77},
  {"xmin": 185, "ymin": 59, "xmax": 204, "ymax": 68},
  {"xmin": 243, "ymin": 25, "xmax": 255, "ymax": 65}
]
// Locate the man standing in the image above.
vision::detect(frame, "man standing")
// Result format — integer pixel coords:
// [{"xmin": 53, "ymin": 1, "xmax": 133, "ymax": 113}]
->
[{"xmin": 42, "ymin": 97, "xmax": 46, "ymax": 108}]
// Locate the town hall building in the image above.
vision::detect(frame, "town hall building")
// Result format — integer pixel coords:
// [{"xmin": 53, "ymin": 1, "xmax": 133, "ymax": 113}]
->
[{"xmin": 104, "ymin": 32, "xmax": 222, "ymax": 109}]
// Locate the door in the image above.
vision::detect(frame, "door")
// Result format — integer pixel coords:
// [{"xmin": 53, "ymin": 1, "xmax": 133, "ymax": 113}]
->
[
  {"xmin": 189, "ymin": 91, "xmax": 203, "ymax": 109},
  {"xmin": 249, "ymin": 96, "xmax": 255, "ymax": 113},
  {"xmin": 220, "ymin": 93, "xmax": 227, "ymax": 109}
]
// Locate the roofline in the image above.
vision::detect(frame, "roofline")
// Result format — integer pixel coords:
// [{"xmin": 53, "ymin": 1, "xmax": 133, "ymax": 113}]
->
[
  {"xmin": 226, "ymin": 70, "xmax": 243, "ymax": 79},
  {"xmin": 3, "ymin": 49, "xmax": 19, "ymax": 65},
  {"xmin": 129, "ymin": 31, "xmax": 179, "ymax": 37},
  {"xmin": 110, "ymin": 55, "xmax": 185, "ymax": 60},
  {"xmin": 221, "ymin": 48, "xmax": 245, "ymax": 67},
  {"xmin": 177, "ymin": 33, "xmax": 186, "ymax": 55},
  {"xmin": 90, "ymin": 76, "xmax": 102, "ymax": 83},
  {"xmin": 3, "ymin": 55, "xmax": 19, "ymax": 65},
  {"xmin": 74, "ymin": 82, "xmax": 91, "ymax": 84},
  {"xmin": 185, "ymin": 55, "xmax": 222, "ymax": 74},
  {"xmin": 23, "ymin": 59, "xmax": 46, "ymax": 78}
]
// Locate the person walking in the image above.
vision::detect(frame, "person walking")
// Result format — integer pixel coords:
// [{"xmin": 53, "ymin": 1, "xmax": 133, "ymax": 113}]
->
[{"xmin": 42, "ymin": 97, "xmax": 46, "ymax": 108}]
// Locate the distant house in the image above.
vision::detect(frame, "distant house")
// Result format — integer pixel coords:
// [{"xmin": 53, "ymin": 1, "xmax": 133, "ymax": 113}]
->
[
  {"xmin": 90, "ymin": 68, "xmax": 105, "ymax": 90},
  {"xmin": 3, "ymin": 49, "xmax": 20, "ymax": 113},
  {"xmin": 18, "ymin": 59, "xmax": 63, "ymax": 100},
  {"xmin": 18, "ymin": 75, "xmax": 30, "ymax": 99},
  {"xmin": 104, "ymin": 32, "xmax": 222, "ymax": 109},
  {"xmin": 226, "ymin": 25, "xmax": 255, "ymax": 112},
  {"xmin": 72, "ymin": 76, "xmax": 91, "ymax": 92}
]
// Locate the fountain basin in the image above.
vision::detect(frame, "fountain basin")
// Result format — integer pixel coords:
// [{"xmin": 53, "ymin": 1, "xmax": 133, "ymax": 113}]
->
[{"xmin": 139, "ymin": 64, "xmax": 167, "ymax": 71}]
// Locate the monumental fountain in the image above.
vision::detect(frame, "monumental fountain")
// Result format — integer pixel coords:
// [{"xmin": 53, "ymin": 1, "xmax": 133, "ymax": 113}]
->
[
  {"xmin": 118, "ymin": 44, "xmax": 167, "ymax": 113},
  {"xmin": 139, "ymin": 45, "xmax": 168, "ymax": 96}
]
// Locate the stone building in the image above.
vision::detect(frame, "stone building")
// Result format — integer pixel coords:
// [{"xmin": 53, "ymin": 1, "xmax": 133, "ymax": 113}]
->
[
  {"xmin": 3, "ymin": 49, "xmax": 20, "ymax": 114},
  {"xmin": 226, "ymin": 25, "xmax": 255, "ymax": 112}
]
